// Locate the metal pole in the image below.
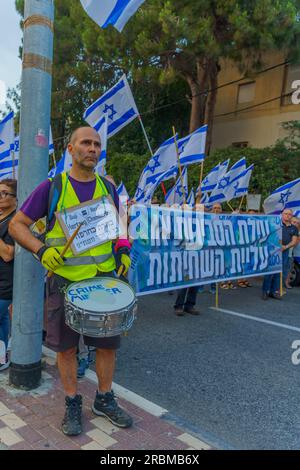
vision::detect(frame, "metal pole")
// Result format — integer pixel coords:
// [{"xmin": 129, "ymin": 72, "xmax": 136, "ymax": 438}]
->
[{"xmin": 9, "ymin": 0, "xmax": 54, "ymax": 390}]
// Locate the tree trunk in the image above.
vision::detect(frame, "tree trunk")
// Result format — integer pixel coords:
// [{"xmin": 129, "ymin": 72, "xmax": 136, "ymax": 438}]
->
[
  {"xmin": 186, "ymin": 59, "xmax": 210, "ymax": 133},
  {"xmin": 205, "ymin": 62, "xmax": 219, "ymax": 154}
]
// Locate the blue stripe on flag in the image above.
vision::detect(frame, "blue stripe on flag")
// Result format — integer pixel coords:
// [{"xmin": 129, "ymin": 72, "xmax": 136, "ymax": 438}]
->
[
  {"xmin": 84, "ymin": 79, "xmax": 125, "ymax": 119},
  {"xmin": 0, "ymin": 149, "xmax": 11, "ymax": 160},
  {"xmin": 0, "ymin": 111, "xmax": 14, "ymax": 126},
  {"xmin": 180, "ymin": 153, "xmax": 205, "ymax": 164},
  {"xmin": 272, "ymin": 178, "xmax": 300, "ymax": 194},
  {"xmin": 108, "ymin": 108, "xmax": 137, "ymax": 134},
  {"xmin": 0, "ymin": 160, "xmax": 18, "ymax": 170},
  {"xmin": 102, "ymin": 0, "xmax": 132, "ymax": 28}
]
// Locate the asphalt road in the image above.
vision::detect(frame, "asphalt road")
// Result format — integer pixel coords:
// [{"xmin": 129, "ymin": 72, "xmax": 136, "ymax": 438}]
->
[{"xmin": 110, "ymin": 280, "xmax": 300, "ymax": 450}]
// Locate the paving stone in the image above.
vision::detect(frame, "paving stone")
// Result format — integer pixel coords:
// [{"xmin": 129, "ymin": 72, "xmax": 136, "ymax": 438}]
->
[
  {"xmin": 86, "ymin": 428, "xmax": 117, "ymax": 448},
  {"xmin": 0, "ymin": 427, "xmax": 23, "ymax": 447},
  {"xmin": 0, "ymin": 413, "xmax": 27, "ymax": 430}
]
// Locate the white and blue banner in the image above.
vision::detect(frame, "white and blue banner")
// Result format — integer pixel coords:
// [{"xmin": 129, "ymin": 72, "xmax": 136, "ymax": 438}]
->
[
  {"xmin": 84, "ymin": 75, "xmax": 139, "ymax": 138},
  {"xmin": 80, "ymin": 0, "xmax": 145, "ymax": 32},
  {"xmin": 263, "ymin": 177, "xmax": 300, "ymax": 215},
  {"xmin": 128, "ymin": 207, "xmax": 282, "ymax": 295}
]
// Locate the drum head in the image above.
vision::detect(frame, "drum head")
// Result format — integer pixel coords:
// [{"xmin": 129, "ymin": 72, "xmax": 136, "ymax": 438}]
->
[{"xmin": 66, "ymin": 277, "xmax": 135, "ymax": 312}]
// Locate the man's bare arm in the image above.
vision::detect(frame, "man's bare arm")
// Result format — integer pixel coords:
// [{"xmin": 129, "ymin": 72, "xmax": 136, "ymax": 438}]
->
[{"xmin": 9, "ymin": 211, "xmax": 44, "ymax": 254}]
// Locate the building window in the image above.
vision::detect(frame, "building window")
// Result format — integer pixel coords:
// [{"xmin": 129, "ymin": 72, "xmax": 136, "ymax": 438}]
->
[
  {"xmin": 237, "ymin": 82, "xmax": 255, "ymax": 104},
  {"xmin": 232, "ymin": 141, "xmax": 249, "ymax": 149},
  {"xmin": 281, "ymin": 64, "xmax": 300, "ymax": 106}
]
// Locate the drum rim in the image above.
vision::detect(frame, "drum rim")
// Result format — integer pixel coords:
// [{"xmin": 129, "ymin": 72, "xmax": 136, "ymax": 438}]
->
[{"xmin": 65, "ymin": 276, "xmax": 137, "ymax": 314}]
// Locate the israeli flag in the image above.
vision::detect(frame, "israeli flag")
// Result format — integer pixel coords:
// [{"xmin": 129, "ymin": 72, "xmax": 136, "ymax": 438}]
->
[
  {"xmin": 0, "ymin": 136, "xmax": 19, "ymax": 179},
  {"xmin": 117, "ymin": 181, "xmax": 130, "ymax": 204},
  {"xmin": 165, "ymin": 167, "xmax": 188, "ymax": 206},
  {"xmin": 178, "ymin": 125, "xmax": 207, "ymax": 166},
  {"xmin": 209, "ymin": 158, "xmax": 248, "ymax": 204},
  {"xmin": 134, "ymin": 135, "xmax": 178, "ymax": 202},
  {"xmin": 263, "ymin": 177, "xmax": 300, "ymax": 215},
  {"xmin": 94, "ymin": 114, "xmax": 108, "ymax": 175},
  {"xmin": 233, "ymin": 164, "xmax": 254, "ymax": 197},
  {"xmin": 80, "ymin": 0, "xmax": 145, "ymax": 32},
  {"xmin": 48, "ymin": 148, "xmax": 72, "ymax": 177},
  {"xmin": 84, "ymin": 75, "xmax": 139, "ymax": 138},
  {"xmin": 200, "ymin": 159, "xmax": 230, "ymax": 193},
  {"xmin": 49, "ymin": 127, "xmax": 54, "ymax": 155},
  {"xmin": 186, "ymin": 187, "xmax": 195, "ymax": 207},
  {"xmin": 0, "ymin": 112, "xmax": 15, "ymax": 159}
]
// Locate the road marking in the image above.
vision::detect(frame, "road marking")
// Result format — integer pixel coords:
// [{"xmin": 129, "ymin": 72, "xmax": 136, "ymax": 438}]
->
[{"xmin": 211, "ymin": 307, "xmax": 300, "ymax": 333}]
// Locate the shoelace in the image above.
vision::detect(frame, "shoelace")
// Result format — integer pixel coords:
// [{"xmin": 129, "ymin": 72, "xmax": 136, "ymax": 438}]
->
[{"xmin": 67, "ymin": 401, "xmax": 82, "ymax": 421}]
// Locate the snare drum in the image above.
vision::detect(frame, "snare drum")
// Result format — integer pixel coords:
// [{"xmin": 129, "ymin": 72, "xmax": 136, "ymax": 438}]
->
[{"xmin": 64, "ymin": 277, "xmax": 137, "ymax": 337}]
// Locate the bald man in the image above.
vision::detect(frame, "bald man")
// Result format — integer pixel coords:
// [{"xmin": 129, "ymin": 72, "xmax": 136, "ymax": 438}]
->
[{"xmin": 9, "ymin": 127, "xmax": 132, "ymax": 436}]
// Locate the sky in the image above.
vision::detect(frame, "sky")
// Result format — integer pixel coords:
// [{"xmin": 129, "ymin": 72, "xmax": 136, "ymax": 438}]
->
[{"xmin": 0, "ymin": 0, "xmax": 22, "ymax": 113}]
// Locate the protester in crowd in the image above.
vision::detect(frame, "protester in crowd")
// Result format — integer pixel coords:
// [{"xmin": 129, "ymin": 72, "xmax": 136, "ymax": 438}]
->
[
  {"xmin": 281, "ymin": 209, "xmax": 298, "ymax": 289},
  {"xmin": 9, "ymin": 127, "xmax": 133, "ymax": 435},
  {"xmin": 290, "ymin": 216, "xmax": 300, "ymax": 284},
  {"xmin": 0, "ymin": 179, "xmax": 17, "ymax": 371},
  {"xmin": 262, "ymin": 208, "xmax": 298, "ymax": 299}
]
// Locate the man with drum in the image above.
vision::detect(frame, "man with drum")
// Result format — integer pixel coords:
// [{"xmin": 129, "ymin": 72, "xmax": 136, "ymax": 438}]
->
[{"xmin": 9, "ymin": 127, "xmax": 133, "ymax": 436}]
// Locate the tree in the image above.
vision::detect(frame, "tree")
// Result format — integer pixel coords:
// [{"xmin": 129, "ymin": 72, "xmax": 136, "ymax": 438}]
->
[{"xmin": 76, "ymin": 0, "xmax": 300, "ymax": 151}]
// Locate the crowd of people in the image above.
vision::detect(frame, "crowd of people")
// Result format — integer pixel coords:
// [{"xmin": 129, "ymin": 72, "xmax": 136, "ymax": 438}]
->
[{"xmin": 0, "ymin": 125, "xmax": 299, "ymax": 438}]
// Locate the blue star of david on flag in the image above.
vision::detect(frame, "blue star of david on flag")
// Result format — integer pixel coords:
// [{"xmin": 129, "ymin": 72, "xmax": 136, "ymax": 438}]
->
[
  {"xmin": 278, "ymin": 190, "xmax": 292, "ymax": 205},
  {"xmin": 218, "ymin": 176, "xmax": 230, "ymax": 189},
  {"xmin": 146, "ymin": 155, "xmax": 161, "ymax": 174},
  {"xmin": 103, "ymin": 103, "xmax": 117, "ymax": 121}
]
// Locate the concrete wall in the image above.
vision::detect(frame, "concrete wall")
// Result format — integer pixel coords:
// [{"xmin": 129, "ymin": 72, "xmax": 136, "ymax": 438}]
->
[{"xmin": 211, "ymin": 52, "xmax": 300, "ymax": 149}]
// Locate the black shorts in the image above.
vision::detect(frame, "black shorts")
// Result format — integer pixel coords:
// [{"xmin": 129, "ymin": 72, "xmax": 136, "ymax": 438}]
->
[{"xmin": 45, "ymin": 273, "xmax": 121, "ymax": 353}]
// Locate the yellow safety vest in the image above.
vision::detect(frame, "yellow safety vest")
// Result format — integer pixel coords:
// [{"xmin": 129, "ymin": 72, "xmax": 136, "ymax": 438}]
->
[{"xmin": 45, "ymin": 172, "xmax": 116, "ymax": 281}]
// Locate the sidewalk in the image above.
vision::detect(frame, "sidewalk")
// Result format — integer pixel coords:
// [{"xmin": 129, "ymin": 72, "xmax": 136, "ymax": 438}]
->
[{"xmin": 0, "ymin": 350, "xmax": 212, "ymax": 451}]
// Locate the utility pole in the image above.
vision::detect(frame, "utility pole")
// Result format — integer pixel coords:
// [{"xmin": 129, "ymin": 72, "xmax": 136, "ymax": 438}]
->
[{"xmin": 9, "ymin": 0, "xmax": 54, "ymax": 390}]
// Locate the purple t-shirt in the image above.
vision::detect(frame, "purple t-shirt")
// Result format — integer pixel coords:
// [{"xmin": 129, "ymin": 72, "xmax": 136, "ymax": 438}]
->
[{"xmin": 20, "ymin": 175, "xmax": 121, "ymax": 226}]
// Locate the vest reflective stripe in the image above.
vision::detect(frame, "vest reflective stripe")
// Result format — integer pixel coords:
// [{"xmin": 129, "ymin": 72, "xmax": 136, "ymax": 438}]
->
[
  {"xmin": 45, "ymin": 172, "xmax": 116, "ymax": 281},
  {"xmin": 46, "ymin": 237, "xmax": 67, "ymax": 246},
  {"xmin": 63, "ymin": 253, "xmax": 111, "ymax": 266}
]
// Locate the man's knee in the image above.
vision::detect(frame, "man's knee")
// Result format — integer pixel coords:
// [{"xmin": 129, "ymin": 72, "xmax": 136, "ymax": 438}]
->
[{"xmin": 58, "ymin": 346, "xmax": 77, "ymax": 360}]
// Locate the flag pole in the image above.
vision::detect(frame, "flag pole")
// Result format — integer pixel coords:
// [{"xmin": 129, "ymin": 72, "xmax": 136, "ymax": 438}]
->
[
  {"xmin": 11, "ymin": 150, "xmax": 16, "ymax": 179},
  {"xmin": 238, "ymin": 194, "xmax": 245, "ymax": 211},
  {"xmin": 227, "ymin": 201, "xmax": 235, "ymax": 212},
  {"xmin": 172, "ymin": 126, "xmax": 186, "ymax": 204},
  {"xmin": 138, "ymin": 114, "xmax": 153, "ymax": 156},
  {"xmin": 138, "ymin": 114, "xmax": 166, "ymax": 197}
]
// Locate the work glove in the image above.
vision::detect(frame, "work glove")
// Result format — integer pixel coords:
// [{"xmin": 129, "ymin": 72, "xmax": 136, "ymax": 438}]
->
[
  {"xmin": 115, "ymin": 247, "xmax": 131, "ymax": 275},
  {"xmin": 36, "ymin": 246, "xmax": 64, "ymax": 271}
]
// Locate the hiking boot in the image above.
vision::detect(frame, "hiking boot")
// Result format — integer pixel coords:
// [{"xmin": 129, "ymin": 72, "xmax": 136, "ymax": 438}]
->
[
  {"xmin": 184, "ymin": 306, "xmax": 200, "ymax": 315},
  {"xmin": 77, "ymin": 358, "xmax": 89, "ymax": 378},
  {"xmin": 174, "ymin": 307, "xmax": 185, "ymax": 316},
  {"xmin": 61, "ymin": 395, "xmax": 82, "ymax": 436},
  {"xmin": 92, "ymin": 390, "xmax": 132, "ymax": 428}
]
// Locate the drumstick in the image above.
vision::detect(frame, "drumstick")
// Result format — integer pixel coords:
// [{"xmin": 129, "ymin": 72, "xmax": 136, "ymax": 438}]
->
[
  {"xmin": 117, "ymin": 265, "xmax": 124, "ymax": 278},
  {"xmin": 47, "ymin": 222, "xmax": 84, "ymax": 278}
]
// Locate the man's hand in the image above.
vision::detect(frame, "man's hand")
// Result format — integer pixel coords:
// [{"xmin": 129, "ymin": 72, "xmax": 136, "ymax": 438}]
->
[
  {"xmin": 36, "ymin": 246, "xmax": 64, "ymax": 271},
  {"xmin": 115, "ymin": 247, "xmax": 131, "ymax": 275},
  {"xmin": 120, "ymin": 253, "xmax": 131, "ymax": 274}
]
